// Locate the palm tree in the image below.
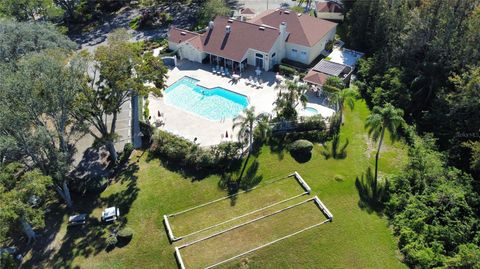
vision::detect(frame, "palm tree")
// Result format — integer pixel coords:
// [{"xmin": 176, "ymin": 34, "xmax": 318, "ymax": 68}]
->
[
  {"xmin": 365, "ymin": 103, "xmax": 405, "ymax": 185},
  {"xmin": 273, "ymin": 79, "xmax": 308, "ymax": 121},
  {"xmin": 233, "ymin": 107, "xmax": 270, "ymax": 152},
  {"xmin": 331, "ymin": 86, "xmax": 358, "ymax": 121}
]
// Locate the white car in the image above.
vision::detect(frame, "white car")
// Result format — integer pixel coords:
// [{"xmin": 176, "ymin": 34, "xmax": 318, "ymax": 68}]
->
[{"xmin": 101, "ymin": 207, "xmax": 120, "ymax": 222}]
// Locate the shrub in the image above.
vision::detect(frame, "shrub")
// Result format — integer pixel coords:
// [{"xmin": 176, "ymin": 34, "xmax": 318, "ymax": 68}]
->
[
  {"xmin": 106, "ymin": 235, "xmax": 118, "ymax": 247},
  {"xmin": 150, "ymin": 130, "xmax": 242, "ymax": 172},
  {"xmin": 143, "ymin": 99, "xmax": 150, "ymax": 121},
  {"xmin": 129, "ymin": 16, "xmax": 141, "ymax": 30},
  {"xmin": 325, "ymin": 56, "xmax": 332, "ymax": 61},
  {"xmin": 325, "ymin": 40, "xmax": 334, "ymax": 51},
  {"xmin": 119, "ymin": 143, "xmax": 134, "ymax": 164},
  {"xmin": 289, "ymin": 139, "xmax": 314, "ymax": 154},
  {"xmin": 279, "ymin": 64, "xmax": 297, "ymax": 77},
  {"xmin": 117, "ymin": 227, "xmax": 134, "ymax": 239},
  {"xmin": 159, "ymin": 12, "xmax": 173, "ymax": 25}
]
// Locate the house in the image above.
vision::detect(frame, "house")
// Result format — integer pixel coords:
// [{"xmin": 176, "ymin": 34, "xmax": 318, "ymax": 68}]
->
[
  {"xmin": 237, "ymin": 7, "xmax": 256, "ymax": 21},
  {"xmin": 304, "ymin": 47, "xmax": 364, "ymax": 88},
  {"xmin": 167, "ymin": 9, "xmax": 337, "ymax": 72},
  {"xmin": 315, "ymin": 0, "xmax": 344, "ymax": 21}
]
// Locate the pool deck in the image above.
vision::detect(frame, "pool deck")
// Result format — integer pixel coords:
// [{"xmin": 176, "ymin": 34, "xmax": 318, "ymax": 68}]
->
[{"xmin": 148, "ymin": 60, "xmax": 334, "ymax": 146}]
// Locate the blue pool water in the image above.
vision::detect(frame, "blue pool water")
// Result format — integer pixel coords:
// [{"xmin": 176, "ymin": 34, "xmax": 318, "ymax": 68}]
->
[{"xmin": 164, "ymin": 76, "xmax": 249, "ymax": 121}]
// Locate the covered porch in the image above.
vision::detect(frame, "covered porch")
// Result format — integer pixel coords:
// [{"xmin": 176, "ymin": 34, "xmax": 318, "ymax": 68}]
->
[{"xmin": 206, "ymin": 53, "xmax": 248, "ymax": 75}]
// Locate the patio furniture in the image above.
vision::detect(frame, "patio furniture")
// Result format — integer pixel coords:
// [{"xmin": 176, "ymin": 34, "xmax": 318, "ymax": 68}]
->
[
  {"xmin": 101, "ymin": 207, "xmax": 120, "ymax": 223},
  {"xmin": 212, "ymin": 67, "xmax": 217, "ymax": 74},
  {"xmin": 232, "ymin": 74, "xmax": 240, "ymax": 81},
  {"xmin": 220, "ymin": 67, "xmax": 225, "ymax": 76},
  {"xmin": 258, "ymin": 79, "xmax": 264, "ymax": 89},
  {"xmin": 255, "ymin": 68, "xmax": 262, "ymax": 76},
  {"xmin": 225, "ymin": 69, "xmax": 230, "ymax": 77}
]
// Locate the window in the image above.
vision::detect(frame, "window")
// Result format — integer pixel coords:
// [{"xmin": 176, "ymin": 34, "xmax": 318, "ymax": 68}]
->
[
  {"xmin": 300, "ymin": 51, "xmax": 307, "ymax": 61},
  {"xmin": 272, "ymin": 53, "xmax": 276, "ymax": 58},
  {"xmin": 255, "ymin": 53, "xmax": 263, "ymax": 58},
  {"xmin": 292, "ymin": 49, "xmax": 298, "ymax": 53}
]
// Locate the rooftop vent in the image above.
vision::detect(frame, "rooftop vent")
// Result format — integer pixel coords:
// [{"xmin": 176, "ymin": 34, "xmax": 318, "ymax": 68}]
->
[
  {"xmin": 284, "ymin": 10, "xmax": 290, "ymax": 14},
  {"xmin": 259, "ymin": 26, "xmax": 265, "ymax": 31},
  {"xmin": 225, "ymin": 25, "xmax": 231, "ymax": 34},
  {"xmin": 298, "ymin": 13, "xmax": 302, "ymax": 17},
  {"xmin": 208, "ymin": 21, "xmax": 214, "ymax": 29},
  {"xmin": 180, "ymin": 32, "xmax": 186, "ymax": 36},
  {"xmin": 227, "ymin": 19, "xmax": 234, "ymax": 23}
]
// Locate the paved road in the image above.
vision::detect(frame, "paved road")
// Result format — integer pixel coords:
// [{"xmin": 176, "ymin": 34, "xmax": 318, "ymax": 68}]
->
[{"xmin": 237, "ymin": 0, "xmax": 299, "ymax": 12}]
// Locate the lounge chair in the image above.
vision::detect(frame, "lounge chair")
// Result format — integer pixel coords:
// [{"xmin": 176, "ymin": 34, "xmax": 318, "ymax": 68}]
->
[
  {"xmin": 225, "ymin": 69, "xmax": 230, "ymax": 77},
  {"xmin": 212, "ymin": 67, "xmax": 217, "ymax": 74},
  {"xmin": 220, "ymin": 67, "xmax": 225, "ymax": 76},
  {"xmin": 258, "ymin": 79, "xmax": 264, "ymax": 89}
]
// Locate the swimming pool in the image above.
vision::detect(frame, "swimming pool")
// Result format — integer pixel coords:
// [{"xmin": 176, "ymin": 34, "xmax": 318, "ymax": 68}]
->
[
  {"xmin": 300, "ymin": 106, "xmax": 319, "ymax": 117},
  {"xmin": 164, "ymin": 76, "xmax": 249, "ymax": 121}
]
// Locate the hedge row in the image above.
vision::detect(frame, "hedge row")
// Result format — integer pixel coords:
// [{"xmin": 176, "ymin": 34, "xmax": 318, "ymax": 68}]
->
[{"xmin": 150, "ymin": 130, "xmax": 243, "ymax": 172}]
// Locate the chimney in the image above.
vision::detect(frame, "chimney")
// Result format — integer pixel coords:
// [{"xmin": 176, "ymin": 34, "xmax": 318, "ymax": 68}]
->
[
  {"xmin": 279, "ymin": 22, "xmax": 287, "ymax": 37},
  {"xmin": 225, "ymin": 25, "xmax": 231, "ymax": 34}
]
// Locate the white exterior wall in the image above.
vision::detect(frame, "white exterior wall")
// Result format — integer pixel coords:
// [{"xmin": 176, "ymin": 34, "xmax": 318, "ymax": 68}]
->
[
  {"xmin": 177, "ymin": 42, "xmax": 205, "ymax": 63},
  {"xmin": 168, "ymin": 41, "xmax": 179, "ymax": 51},
  {"xmin": 307, "ymin": 26, "xmax": 337, "ymax": 63},
  {"xmin": 246, "ymin": 49, "xmax": 270, "ymax": 71},
  {"xmin": 285, "ymin": 43, "xmax": 311, "ymax": 64},
  {"xmin": 269, "ymin": 35, "xmax": 287, "ymax": 69},
  {"xmin": 317, "ymin": 12, "xmax": 344, "ymax": 21}
]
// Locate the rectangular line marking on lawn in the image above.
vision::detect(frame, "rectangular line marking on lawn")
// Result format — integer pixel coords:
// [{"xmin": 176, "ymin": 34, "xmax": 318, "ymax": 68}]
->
[
  {"xmin": 178, "ymin": 197, "xmax": 316, "ymax": 249},
  {"xmin": 177, "ymin": 192, "xmax": 309, "ymax": 241},
  {"xmin": 164, "ymin": 174, "xmax": 306, "ymax": 242}
]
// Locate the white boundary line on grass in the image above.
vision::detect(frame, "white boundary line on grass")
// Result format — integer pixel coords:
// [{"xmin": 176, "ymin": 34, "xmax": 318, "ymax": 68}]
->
[
  {"xmin": 164, "ymin": 215, "xmax": 176, "ymax": 242},
  {"xmin": 177, "ymin": 192, "xmax": 309, "ymax": 240},
  {"xmin": 175, "ymin": 247, "xmax": 186, "ymax": 269},
  {"xmin": 204, "ymin": 218, "xmax": 331, "ymax": 269},
  {"xmin": 178, "ymin": 197, "xmax": 316, "ymax": 249},
  {"xmin": 168, "ymin": 175, "xmax": 292, "ymax": 217},
  {"xmin": 291, "ymin": 171, "xmax": 312, "ymax": 194}
]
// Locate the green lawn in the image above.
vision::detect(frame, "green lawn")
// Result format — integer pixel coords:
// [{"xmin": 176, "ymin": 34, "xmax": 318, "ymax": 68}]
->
[{"xmin": 30, "ymin": 100, "xmax": 408, "ymax": 269}]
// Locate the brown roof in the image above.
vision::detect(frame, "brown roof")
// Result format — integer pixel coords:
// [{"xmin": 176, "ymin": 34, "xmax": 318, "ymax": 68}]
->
[
  {"xmin": 316, "ymin": 1, "xmax": 343, "ymax": 13},
  {"xmin": 167, "ymin": 27, "xmax": 200, "ymax": 44},
  {"xmin": 303, "ymin": 70, "xmax": 330, "ymax": 86},
  {"xmin": 195, "ymin": 16, "xmax": 280, "ymax": 62},
  {"xmin": 240, "ymin": 8, "xmax": 256, "ymax": 15},
  {"xmin": 252, "ymin": 9, "xmax": 337, "ymax": 47}
]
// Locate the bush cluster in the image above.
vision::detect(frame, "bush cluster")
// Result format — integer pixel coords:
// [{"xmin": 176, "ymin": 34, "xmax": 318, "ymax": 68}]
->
[
  {"xmin": 105, "ymin": 235, "xmax": 118, "ymax": 247},
  {"xmin": 119, "ymin": 143, "xmax": 134, "ymax": 164},
  {"xmin": 117, "ymin": 227, "xmax": 134, "ymax": 239},
  {"xmin": 288, "ymin": 139, "xmax": 314, "ymax": 154},
  {"xmin": 279, "ymin": 64, "xmax": 297, "ymax": 77},
  {"xmin": 150, "ymin": 130, "xmax": 243, "ymax": 172}
]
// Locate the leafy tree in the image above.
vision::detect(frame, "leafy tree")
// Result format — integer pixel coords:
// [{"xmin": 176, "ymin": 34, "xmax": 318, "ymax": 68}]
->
[
  {"xmin": 0, "ymin": 50, "xmax": 88, "ymax": 207},
  {"xmin": 0, "ymin": 0, "xmax": 62, "ymax": 21},
  {"xmin": 322, "ymin": 76, "xmax": 344, "ymax": 92},
  {"xmin": 386, "ymin": 135, "xmax": 480, "ymax": 268},
  {"xmin": 80, "ymin": 29, "xmax": 167, "ymax": 162},
  {"xmin": 199, "ymin": 0, "xmax": 231, "ymax": 25},
  {"xmin": 0, "ymin": 20, "xmax": 76, "ymax": 63},
  {"xmin": 233, "ymin": 107, "xmax": 269, "ymax": 152},
  {"xmin": 273, "ymin": 79, "xmax": 309, "ymax": 121},
  {"xmin": 0, "ymin": 163, "xmax": 52, "ymax": 243},
  {"xmin": 365, "ymin": 104, "xmax": 405, "ymax": 182}
]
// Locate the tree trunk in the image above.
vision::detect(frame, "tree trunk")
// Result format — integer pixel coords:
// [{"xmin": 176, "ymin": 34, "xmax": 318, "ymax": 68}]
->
[
  {"xmin": 107, "ymin": 140, "xmax": 118, "ymax": 163},
  {"xmin": 21, "ymin": 219, "xmax": 36, "ymax": 243},
  {"xmin": 374, "ymin": 127, "xmax": 385, "ymax": 190},
  {"xmin": 55, "ymin": 181, "xmax": 73, "ymax": 208}
]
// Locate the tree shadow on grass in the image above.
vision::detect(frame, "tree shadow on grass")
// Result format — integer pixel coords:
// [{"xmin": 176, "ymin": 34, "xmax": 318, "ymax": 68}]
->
[
  {"xmin": 355, "ymin": 167, "xmax": 388, "ymax": 216},
  {"xmin": 218, "ymin": 153, "xmax": 263, "ymax": 206},
  {"xmin": 45, "ymin": 163, "xmax": 139, "ymax": 268},
  {"xmin": 290, "ymin": 150, "xmax": 312, "ymax": 163}
]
